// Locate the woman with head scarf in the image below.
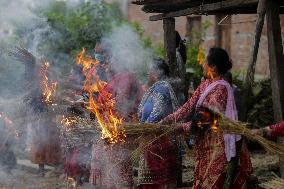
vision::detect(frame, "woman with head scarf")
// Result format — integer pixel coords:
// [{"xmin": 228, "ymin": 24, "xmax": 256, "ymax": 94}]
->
[
  {"xmin": 137, "ymin": 58, "xmax": 179, "ymax": 189},
  {"xmin": 161, "ymin": 47, "xmax": 252, "ymax": 189}
]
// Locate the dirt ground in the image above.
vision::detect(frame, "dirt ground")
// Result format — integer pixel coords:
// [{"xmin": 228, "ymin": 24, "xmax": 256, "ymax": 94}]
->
[{"xmin": 0, "ymin": 152, "xmax": 279, "ymax": 189}]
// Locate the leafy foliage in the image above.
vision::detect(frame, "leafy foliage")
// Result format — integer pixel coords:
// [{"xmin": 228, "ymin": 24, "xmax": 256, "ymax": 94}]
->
[
  {"xmin": 247, "ymin": 80, "xmax": 274, "ymax": 127},
  {"xmin": 38, "ymin": 1, "xmax": 124, "ymax": 58},
  {"xmin": 185, "ymin": 20, "xmax": 211, "ymax": 88}
]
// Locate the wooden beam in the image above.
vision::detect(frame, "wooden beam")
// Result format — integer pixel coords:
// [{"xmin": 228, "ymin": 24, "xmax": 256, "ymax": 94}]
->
[
  {"xmin": 142, "ymin": 1, "xmax": 202, "ymax": 13},
  {"xmin": 149, "ymin": 0, "xmax": 258, "ymax": 21},
  {"xmin": 163, "ymin": 18, "xmax": 176, "ymax": 77},
  {"xmin": 132, "ymin": 0, "xmax": 188, "ymax": 5},
  {"xmin": 239, "ymin": 0, "xmax": 266, "ymax": 121},
  {"xmin": 266, "ymin": 0, "xmax": 284, "ymax": 177}
]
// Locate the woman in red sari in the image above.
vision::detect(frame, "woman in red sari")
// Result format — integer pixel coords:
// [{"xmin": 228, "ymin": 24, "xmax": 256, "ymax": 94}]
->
[{"xmin": 161, "ymin": 47, "xmax": 252, "ymax": 189}]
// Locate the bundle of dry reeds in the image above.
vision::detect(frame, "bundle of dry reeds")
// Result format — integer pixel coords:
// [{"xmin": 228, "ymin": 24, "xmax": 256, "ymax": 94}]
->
[
  {"xmin": 218, "ymin": 115, "xmax": 284, "ymax": 155},
  {"xmin": 259, "ymin": 178, "xmax": 284, "ymax": 189},
  {"xmin": 122, "ymin": 115, "xmax": 284, "ymax": 156},
  {"xmin": 65, "ymin": 115, "xmax": 284, "ymax": 155}
]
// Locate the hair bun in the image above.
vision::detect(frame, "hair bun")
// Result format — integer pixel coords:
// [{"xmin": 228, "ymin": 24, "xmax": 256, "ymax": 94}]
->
[
  {"xmin": 226, "ymin": 59, "xmax": 232, "ymax": 71},
  {"xmin": 207, "ymin": 47, "xmax": 232, "ymax": 75}
]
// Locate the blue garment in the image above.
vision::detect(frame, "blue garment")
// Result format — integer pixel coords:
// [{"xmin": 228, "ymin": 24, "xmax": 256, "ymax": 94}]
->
[{"xmin": 138, "ymin": 81, "xmax": 178, "ymax": 123}]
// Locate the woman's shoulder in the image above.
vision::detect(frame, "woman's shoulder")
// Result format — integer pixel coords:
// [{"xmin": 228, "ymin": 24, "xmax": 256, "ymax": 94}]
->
[{"xmin": 153, "ymin": 81, "xmax": 171, "ymax": 94}]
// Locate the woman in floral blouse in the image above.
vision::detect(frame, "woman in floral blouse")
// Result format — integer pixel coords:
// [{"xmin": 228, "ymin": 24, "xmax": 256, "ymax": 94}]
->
[{"xmin": 161, "ymin": 47, "xmax": 252, "ymax": 189}]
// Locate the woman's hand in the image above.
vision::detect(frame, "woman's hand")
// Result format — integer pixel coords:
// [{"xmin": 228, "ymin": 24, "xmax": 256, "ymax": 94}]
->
[
  {"xmin": 251, "ymin": 128, "xmax": 264, "ymax": 136},
  {"xmin": 251, "ymin": 127, "xmax": 272, "ymax": 137}
]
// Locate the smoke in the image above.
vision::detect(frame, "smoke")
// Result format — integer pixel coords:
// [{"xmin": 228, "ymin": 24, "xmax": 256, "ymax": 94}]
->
[
  {"xmin": 101, "ymin": 24, "xmax": 153, "ymax": 81},
  {"xmin": 0, "ymin": 0, "xmax": 74, "ymax": 187},
  {"xmin": 0, "ymin": 1, "xmax": 154, "ymax": 188}
]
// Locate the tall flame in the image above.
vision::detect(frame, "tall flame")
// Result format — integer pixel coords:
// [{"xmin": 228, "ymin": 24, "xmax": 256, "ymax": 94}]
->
[
  {"xmin": 76, "ymin": 48, "xmax": 124, "ymax": 143},
  {"xmin": 40, "ymin": 62, "xmax": 57, "ymax": 105}
]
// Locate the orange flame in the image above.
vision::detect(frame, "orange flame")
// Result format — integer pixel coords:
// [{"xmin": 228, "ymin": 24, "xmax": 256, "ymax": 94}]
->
[
  {"xmin": 197, "ymin": 47, "xmax": 205, "ymax": 65},
  {"xmin": 40, "ymin": 62, "xmax": 57, "ymax": 105},
  {"xmin": 211, "ymin": 118, "xmax": 218, "ymax": 133},
  {"xmin": 76, "ymin": 48, "xmax": 124, "ymax": 143},
  {"xmin": 61, "ymin": 116, "xmax": 78, "ymax": 131},
  {"xmin": 207, "ymin": 68, "xmax": 215, "ymax": 79}
]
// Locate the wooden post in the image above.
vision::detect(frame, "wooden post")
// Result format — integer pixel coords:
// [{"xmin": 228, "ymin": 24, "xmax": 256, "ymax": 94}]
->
[
  {"xmin": 163, "ymin": 17, "xmax": 176, "ymax": 77},
  {"xmin": 186, "ymin": 15, "xmax": 202, "ymax": 45},
  {"xmin": 215, "ymin": 15, "xmax": 223, "ymax": 47},
  {"xmin": 221, "ymin": 15, "xmax": 232, "ymax": 54},
  {"xmin": 240, "ymin": 0, "xmax": 267, "ymax": 121},
  {"xmin": 266, "ymin": 0, "xmax": 284, "ymax": 177},
  {"xmin": 215, "ymin": 14, "xmax": 232, "ymax": 53}
]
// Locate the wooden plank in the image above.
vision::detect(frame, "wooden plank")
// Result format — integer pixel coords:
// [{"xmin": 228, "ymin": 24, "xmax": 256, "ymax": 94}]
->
[
  {"xmin": 239, "ymin": 0, "xmax": 266, "ymax": 121},
  {"xmin": 266, "ymin": 0, "xmax": 284, "ymax": 177},
  {"xmin": 163, "ymin": 18, "xmax": 177, "ymax": 77},
  {"xmin": 149, "ymin": 0, "xmax": 258, "ymax": 21}
]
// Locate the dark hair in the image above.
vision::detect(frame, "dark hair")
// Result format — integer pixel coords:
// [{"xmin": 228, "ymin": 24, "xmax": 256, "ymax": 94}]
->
[
  {"xmin": 224, "ymin": 72, "xmax": 233, "ymax": 85},
  {"xmin": 207, "ymin": 47, "xmax": 232, "ymax": 75},
  {"xmin": 152, "ymin": 58, "xmax": 170, "ymax": 78},
  {"xmin": 175, "ymin": 31, "xmax": 187, "ymax": 64}
]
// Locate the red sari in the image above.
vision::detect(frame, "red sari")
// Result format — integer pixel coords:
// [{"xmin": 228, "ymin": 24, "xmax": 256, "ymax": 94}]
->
[
  {"xmin": 270, "ymin": 121, "xmax": 284, "ymax": 137},
  {"xmin": 163, "ymin": 78, "xmax": 252, "ymax": 189}
]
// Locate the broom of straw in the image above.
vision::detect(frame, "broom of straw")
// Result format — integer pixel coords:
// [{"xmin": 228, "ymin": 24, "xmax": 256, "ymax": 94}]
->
[
  {"xmin": 122, "ymin": 116, "xmax": 284, "ymax": 156},
  {"xmin": 218, "ymin": 115, "xmax": 284, "ymax": 155},
  {"xmin": 64, "ymin": 116, "xmax": 284, "ymax": 156},
  {"xmin": 259, "ymin": 178, "xmax": 284, "ymax": 189}
]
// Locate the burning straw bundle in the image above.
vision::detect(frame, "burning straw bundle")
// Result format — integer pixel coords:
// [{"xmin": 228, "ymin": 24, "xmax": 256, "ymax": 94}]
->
[
  {"xmin": 63, "ymin": 112, "xmax": 284, "ymax": 156},
  {"xmin": 122, "ymin": 113, "xmax": 284, "ymax": 156},
  {"xmin": 259, "ymin": 178, "xmax": 284, "ymax": 189}
]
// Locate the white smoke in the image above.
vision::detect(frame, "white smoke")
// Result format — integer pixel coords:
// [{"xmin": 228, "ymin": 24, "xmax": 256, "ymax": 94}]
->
[
  {"xmin": 101, "ymin": 24, "xmax": 153, "ymax": 81},
  {"xmin": 0, "ymin": 1, "xmax": 153, "ymax": 188}
]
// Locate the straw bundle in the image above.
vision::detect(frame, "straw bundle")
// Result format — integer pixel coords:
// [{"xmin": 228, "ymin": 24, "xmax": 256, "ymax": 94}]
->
[
  {"xmin": 218, "ymin": 115, "xmax": 284, "ymax": 155},
  {"xmin": 259, "ymin": 178, "xmax": 284, "ymax": 189},
  {"xmin": 64, "ymin": 115, "xmax": 284, "ymax": 155},
  {"xmin": 122, "ymin": 115, "xmax": 284, "ymax": 156}
]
